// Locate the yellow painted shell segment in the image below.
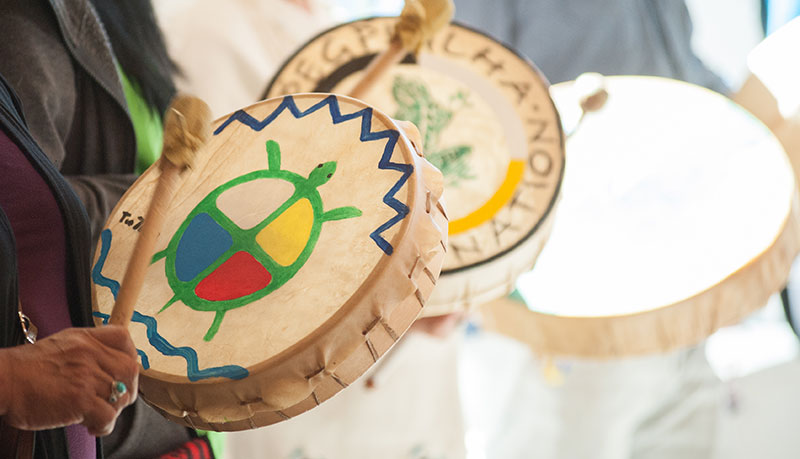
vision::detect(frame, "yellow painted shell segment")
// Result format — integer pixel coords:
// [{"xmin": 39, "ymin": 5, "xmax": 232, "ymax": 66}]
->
[
  {"xmin": 256, "ymin": 199, "xmax": 313, "ymax": 266},
  {"xmin": 448, "ymin": 159, "xmax": 525, "ymax": 235}
]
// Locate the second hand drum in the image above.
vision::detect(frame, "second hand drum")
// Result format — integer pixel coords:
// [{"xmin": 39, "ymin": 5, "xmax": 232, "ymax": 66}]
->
[
  {"xmin": 91, "ymin": 93, "xmax": 447, "ymax": 430},
  {"xmin": 265, "ymin": 17, "xmax": 565, "ymax": 316},
  {"xmin": 482, "ymin": 76, "xmax": 800, "ymax": 358}
]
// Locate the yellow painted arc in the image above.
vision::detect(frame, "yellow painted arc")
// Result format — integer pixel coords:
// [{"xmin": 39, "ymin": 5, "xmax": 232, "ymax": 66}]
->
[
  {"xmin": 448, "ymin": 160, "xmax": 525, "ymax": 235},
  {"xmin": 256, "ymin": 199, "xmax": 313, "ymax": 266}
]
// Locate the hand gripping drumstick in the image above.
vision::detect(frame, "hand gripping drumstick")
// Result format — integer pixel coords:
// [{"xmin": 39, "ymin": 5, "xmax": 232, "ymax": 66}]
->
[
  {"xmin": 348, "ymin": 0, "xmax": 454, "ymax": 100},
  {"xmin": 109, "ymin": 95, "xmax": 212, "ymax": 327}
]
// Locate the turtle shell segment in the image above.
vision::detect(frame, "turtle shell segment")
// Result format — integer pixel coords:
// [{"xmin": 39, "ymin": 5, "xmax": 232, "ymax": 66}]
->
[
  {"xmin": 174, "ymin": 212, "xmax": 233, "ymax": 282},
  {"xmin": 256, "ymin": 198, "xmax": 314, "ymax": 266},
  {"xmin": 217, "ymin": 178, "xmax": 294, "ymax": 230},
  {"xmin": 195, "ymin": 251, "xmax": 272, "ymax": 301}
]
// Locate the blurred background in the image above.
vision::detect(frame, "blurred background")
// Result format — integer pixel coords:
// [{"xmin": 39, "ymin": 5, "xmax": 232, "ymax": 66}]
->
[
  {"xmin": 153, "ymin": 0, "xmax": 800, "ymax": 457},
  {"xmin": 322, "ymin": 1, "xmax": 800, "ymax": 458}
]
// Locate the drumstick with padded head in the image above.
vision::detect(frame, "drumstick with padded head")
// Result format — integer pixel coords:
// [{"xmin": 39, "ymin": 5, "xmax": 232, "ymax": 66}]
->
[
  {"xmin": 109, "ymin": 95, "xmax": 212, "ymax": 327},
  {"xmin": 567, "ymin": 72, "xmax": 609, "ymax": 138},
  {"xmin": 348, "ymin": 0, "xmax": 454, "ymax": 100}
]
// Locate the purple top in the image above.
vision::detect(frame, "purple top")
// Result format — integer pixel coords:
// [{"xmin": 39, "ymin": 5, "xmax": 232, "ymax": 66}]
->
[{"xmin": 0, "ymin": 133, "xmax": 95, "ymax": 458}]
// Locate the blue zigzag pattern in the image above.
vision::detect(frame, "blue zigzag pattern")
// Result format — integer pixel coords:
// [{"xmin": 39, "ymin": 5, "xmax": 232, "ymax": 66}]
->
[
  {"xmin": 92, "ymin": 230, "xmax": 249, "ymax": 381},
  {"xmin": 214, "ymin": 95, "xmax": 412, "ymax": 255}
]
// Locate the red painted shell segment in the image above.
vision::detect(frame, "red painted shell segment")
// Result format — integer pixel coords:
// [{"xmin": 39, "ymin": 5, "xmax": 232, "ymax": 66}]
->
[{"xmin": 195, "ymin": 251, "xmax": 272, "ymax": 301}]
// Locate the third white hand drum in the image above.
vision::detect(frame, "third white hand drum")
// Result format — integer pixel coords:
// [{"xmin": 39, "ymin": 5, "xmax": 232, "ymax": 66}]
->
[
  {"xmin": 265, "ymin": 17, "xmax": 565, "ymax": 316},
  {"xmin": 734, "ymin": 17, "xmax": 800, "ymax": 188},
  {"xmin": 481, "ymin": 76, "xmax": 800, "ymax": 358},
  {"xmin": 91, "ymin": 93, "xmax": 447, "ymax": 430}
]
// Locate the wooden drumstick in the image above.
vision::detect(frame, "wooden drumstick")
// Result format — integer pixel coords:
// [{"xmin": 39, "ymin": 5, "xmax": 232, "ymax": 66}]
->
[
  {"xmin": 109, "ymin": 95, "xmax": 212, "ymax": 327},
  {"xmin": 349, "ymin": 0, "xmax": 454, "ymax": 100},
  {"xmin": 567, "ymin": 72, "xmax": 609, "ymax": 138}
]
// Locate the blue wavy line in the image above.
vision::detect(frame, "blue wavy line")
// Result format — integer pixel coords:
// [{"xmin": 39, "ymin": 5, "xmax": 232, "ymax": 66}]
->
[
  {"xmin": 91, "ymin": 230, "xmax": 121, "ymax": 296},
  {"xmin": 92, "ymin": 230, "xmax": 249, "ymax": 381},
  {"xmin": 214, "ymin": 95, "xmax": 412, "ymax": 255},
  {"xmin": 94, "ymin": 309, "xmax": 152, "ymax": 368},
  {"xmin": 137, "ymin": 349, "xmax": 149, "ymax": 369}
]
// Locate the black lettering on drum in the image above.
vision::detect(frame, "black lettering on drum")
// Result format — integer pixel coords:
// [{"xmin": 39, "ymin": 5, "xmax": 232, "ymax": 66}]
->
[
  {"xmin": 490, "ymin": 215, "xmax": 518, "ymax": 244},
  {"xmin": 500, "ymin": 80, "xmax": 530, "ymax": 106},
  {"xmin": 119, "ymin": 210, "xmax": 144, "ymax": 232},
  {"xmin": 321, "ymin": 37, "xmax": 356, "ymax": 66},
  {"xmin": 351, "ymin": 21, "xmax": 382, "ymax": 54},
  {"xmin": 529, "ymin": 150, "xmax": 554, "ymax": 177},
  {"xmin": 526, "ymin": 118, "xmax": 549, "ymax": 143},
  {"xmin": 472, "ymin": 47, "xmax": 504, "ymax": 76},
  {"xmin": 450, "ymin": 235, "xmax": 483, "ymax": 263},
  {"xmin": 508, "ymin": 188, "xmax": 535, "ymax": 212},
  {"xmin": 442, "ymin": 31, "xmax": 468, "ymax": 58},
  {"xmin": 520, "ymin": 179, "xmax": 550, "ymax": 190},
  {"xmin": 293, "ymin": 58, "xmax": 323, "ymax": 86},
  {"xmin": 278, "ymin": 81, "xmax": 302, "ymax": 95}
]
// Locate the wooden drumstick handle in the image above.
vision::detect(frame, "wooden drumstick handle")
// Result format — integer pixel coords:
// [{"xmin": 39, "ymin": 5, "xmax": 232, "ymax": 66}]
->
[
  {"xmin": 110, "ymin": 96, "xmax": 212, "ymax": 327},
  {"xmin": 349, "ymin": 39, "xmax": 406, "ymax": 100},
  {"xmin": 349, "ymin": 0, "xmax": 454, "ymax": 100}
]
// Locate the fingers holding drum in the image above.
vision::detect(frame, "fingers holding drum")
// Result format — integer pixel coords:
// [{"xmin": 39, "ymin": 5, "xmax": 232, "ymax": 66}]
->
[
  {"xmin": 100, "ymin": 369, "xmax": 138, "ymax": 413},
  {"xmin": 88, "ymin": 325, "xmax": 138, "ymax": 359},
  {"xmin": 80, "ymin": 372, "xmax": 133, "ymax": 436},
  {"xmin": 80, "ymin": 393, "xmax": 119, "ymax": 437},
  {"xmin": 37, "ymin": 365, "xmax": 126, "ymax": 437},
  {"xmin": 103, "ymin": 378, "xmax": 134, "ymax": 408},
  {"xmin": 92, "ymin": 348, "xmax": 140, "ymax": 402},
  {"xmin": 85, "ymin": 363, "xmax": 135, "ymax": 410},
  {"xmin": 85, "ymin": 327, "xmax": 140, "ymax": 400}
]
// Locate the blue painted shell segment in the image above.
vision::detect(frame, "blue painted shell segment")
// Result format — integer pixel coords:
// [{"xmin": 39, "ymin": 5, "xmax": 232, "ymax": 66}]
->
[{"xmin": 175, "ymin": 213, "xmax": 233, "ymax": 282}]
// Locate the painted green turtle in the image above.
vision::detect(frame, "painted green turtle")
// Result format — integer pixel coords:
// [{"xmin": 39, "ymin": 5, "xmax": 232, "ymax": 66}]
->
[{"xmin": 152, "ymin": 139, "xmax": 362, "ymax": 341}]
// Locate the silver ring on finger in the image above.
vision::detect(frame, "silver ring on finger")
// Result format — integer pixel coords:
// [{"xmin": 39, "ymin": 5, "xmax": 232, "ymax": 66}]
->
[{"xmin": 108, "ymin": 380, "xmax": 128, "ymax": 404}]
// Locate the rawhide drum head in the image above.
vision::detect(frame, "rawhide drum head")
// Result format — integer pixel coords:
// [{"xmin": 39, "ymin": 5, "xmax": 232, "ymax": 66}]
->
[{"xmin": 91, "ymin": 93, "xmax": 447, "ymax": 430}]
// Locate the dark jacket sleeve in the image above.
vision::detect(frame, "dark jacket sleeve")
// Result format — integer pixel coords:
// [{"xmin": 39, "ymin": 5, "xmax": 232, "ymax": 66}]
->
[
  {"xmin": 0, "ymin": 0, "xmax": 76, "ymax": 167},
  {"xmin": 0, "ymin": 0, "xmax": 137, "ymax": 239},
  {"xmin": 0, "ymin": 207, "xmax": 21, "ymax": 349},
  {"xmin": 66, "ymin": 174, "xmax": 137, "ymax": 244}
]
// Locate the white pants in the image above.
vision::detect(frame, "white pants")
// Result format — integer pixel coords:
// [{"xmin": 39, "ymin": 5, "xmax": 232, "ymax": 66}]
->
[{"xmin": 460, "ymin": 330, "xmax": 720, "ymax": 459}]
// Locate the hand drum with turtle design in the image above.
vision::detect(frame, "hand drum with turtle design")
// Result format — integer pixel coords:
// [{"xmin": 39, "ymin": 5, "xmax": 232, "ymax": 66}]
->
[{"xmin": 91, "ymin": 93, "xmax": 448, "ymax": 430}]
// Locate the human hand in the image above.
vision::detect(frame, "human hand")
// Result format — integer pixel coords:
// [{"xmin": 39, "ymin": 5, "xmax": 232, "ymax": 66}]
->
[
  {"xmin": 409, "ymin": 312, "xmax": 464, "ymax": 338},
  {"xmin": 0, "ymin": 325, "xmax": 139, "ymax": 436}
]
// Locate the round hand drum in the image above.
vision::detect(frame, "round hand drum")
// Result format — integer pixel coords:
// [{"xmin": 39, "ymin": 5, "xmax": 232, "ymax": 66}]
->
[
  {"xmin": 734, "ymin": 17, "xmax": 800, "ymax": 187},
  {"xmin": 91, "ymin": 94, "xmax": 448, "ymax": 430},
  {"xmin": 481, "ymin": 76, "xmax": 800, "ymax": 358},
  {"xmin": 265, "ymin": 17, "xmax": 565, "ymax": 316}
]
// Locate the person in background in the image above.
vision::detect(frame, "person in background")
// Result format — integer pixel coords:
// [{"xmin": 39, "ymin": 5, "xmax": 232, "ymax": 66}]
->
[
  {"xmin": 452, "ymin": 1, "xmax": 726, "ymax": 458},
  {"xmin": 456, "ymin": 0, "xmax": 728, "ymax": 93},
  {"xmin": 153, "ymin": 0, "xmax": 336, "ymax": 118},
  {"xmin": 0, "ymin": 0, "xmax": 209, "ymax": 457}
]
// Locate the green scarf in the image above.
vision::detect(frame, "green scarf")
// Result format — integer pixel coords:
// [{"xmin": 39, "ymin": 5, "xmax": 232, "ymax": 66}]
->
[{"xmin": 118, "ymin": 67, "xmax": 163, "ymax": 173}]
